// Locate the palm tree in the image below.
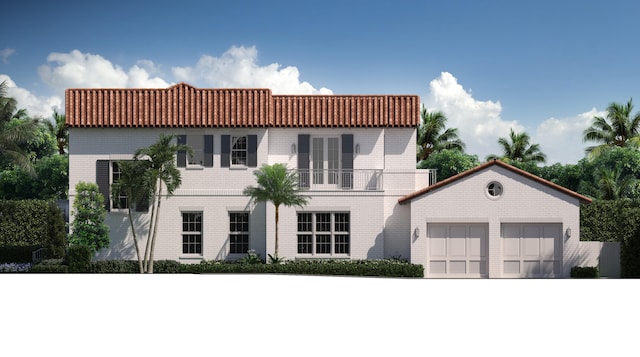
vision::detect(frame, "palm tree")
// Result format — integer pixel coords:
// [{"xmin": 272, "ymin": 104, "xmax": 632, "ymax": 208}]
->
[
  {"xmin": 583, "ymin": 98, "xmax": 640, "ymax": 157},
  {"xmin": 486, "ymin": 128, "xmax": 546, "ymax": 164},
  {"xmin": 111, "ymin": 159, "xmax": 154, "ymax": 273},
  {"xmin": 595, "ymin": 167, "xmax": 638, "ymax": 200},
  {"xmin": 243, "ymin": 163, "xmax": 310, "ymax": 262},
  {"xmin": 45, "ymin": 110, "xmax": 68, "ymax": 154},
  {"xmin": 134, "ymin": 134, "xmax": 192, "ymax": 273},
  {"xmin": 0, "ymin": 80, "xmax": 39, "ymax": 173},
  {"xmin": 417, "ymin": 108, "xmax": 465, "ymax": 162}
]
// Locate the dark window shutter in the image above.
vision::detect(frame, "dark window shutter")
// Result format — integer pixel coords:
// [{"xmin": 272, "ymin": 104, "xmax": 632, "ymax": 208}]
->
[
  {"xmin": 298, "ymin": 134, "xmax": 310, "ymax": 188},
  {"xmin": 247, "ymin": 135, "xmax": 257, "ymax": 167},
  {"xmin": 96, "ymin": 160, "xmax": 111, "ymax": 212},
  {"xmin": 341, "ymin": 134, "xmax": 354, "ymax": 189},
  {"xmin": 177, "ymin": 135, "xmax": 187, "ymax": 167},
  {"xmin": 204, "ymin": 135, "xmax": 214, "ymax": 167},
  {"xmin": 221, "ymin": 135, "xmax": 230, "ymax": 167}
]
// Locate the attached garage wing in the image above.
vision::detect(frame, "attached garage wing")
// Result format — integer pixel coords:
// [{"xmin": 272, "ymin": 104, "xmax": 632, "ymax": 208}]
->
[
  {"xmin": 427, "ymin": 223, "xmax": 488, "ymax": 278},
  {"xmin": 501, "ymin": 223, "xmax": 562, "ymax": 278}
]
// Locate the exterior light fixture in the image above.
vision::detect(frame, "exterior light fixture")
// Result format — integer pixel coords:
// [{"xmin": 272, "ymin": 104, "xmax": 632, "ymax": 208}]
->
[{"xmin": 291, "ymin": 144, "xmax": 296, "ymax": 154}]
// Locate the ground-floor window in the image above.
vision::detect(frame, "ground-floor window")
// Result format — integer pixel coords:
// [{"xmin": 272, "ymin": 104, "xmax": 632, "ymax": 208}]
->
[
  {"xmin": 229, "ymin": 212, "xmax": 249, "ymax": 254},
  {"xmin": 297, "ymin": 212, "xmax": 350, "ymax": 255},
  {"xmin": 182, "ymin": 212, "xmax": 202, "ymax": 254}
]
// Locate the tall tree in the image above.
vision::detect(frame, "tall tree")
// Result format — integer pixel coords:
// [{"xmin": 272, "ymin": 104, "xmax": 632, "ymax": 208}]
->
[
  {"xmin": 243, "ymin": 163, "xmax": 310, "ymax": 262},
  {"xmin": 486, "ymin": 128, "xmax": 546, "ymax": 164},
  {"xmin": 0, "ymin": 80, "xmax": 40, "ymax": 173},
  {"xmin": 417, "ymin": 108, "xmax": 465, "ymax": 162},
  {"xmin": 595, "ymin": 167, "xmax": 638, "ymax": 200},
  {"xmin": 45, "ymin": 110, "xmax": 69, "ymax": 155},
  {"xmin": 583, "ymin": 98, "xmax": 640, "ymax": 157},
  {"xmin": 111, "ymin": 159, "xmax": 153, "ymax": 273},
  {"xmin": 133, "ymin": 134, "xmax": 191, "ymax": 273}
]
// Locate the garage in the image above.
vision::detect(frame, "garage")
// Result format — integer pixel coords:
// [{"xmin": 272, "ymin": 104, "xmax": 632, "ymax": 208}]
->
[
  {"xmin": 427, "ymin": 223, "xmax": 488, "ymax": 278},
  {"xmin": 501, "ymin": 223, "xmax": 562, "ymax": 278}
]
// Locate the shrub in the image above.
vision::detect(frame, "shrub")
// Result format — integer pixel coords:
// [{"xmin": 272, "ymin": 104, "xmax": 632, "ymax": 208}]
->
[
  {"xmin": 0, "ymin": 262, "xmax": 32, "ymax": 272},
  {"xmin": 0, "ymin": 245, "xmax": 41, "ymax": 263},
  {"xmin": 571, "ymin": 266, "xmax": 599, "ymax": 278},
  {"xmin": 66, "ymin": 244, "xmax": 93, "ymax": 273},
  {"xmin": 90, "ymin": 260, "xmax": 138, "ymax": 273},
  {"xmin": 30, "ymin": 259, "xmax": 68, "ymax": 273},
  {"xmin": 153, "ymin": 260, "xmax": 182, "ymax": 273},
  {"xmin": 0, "ymin": 200, "xmax": 67, "ymax": 258},
  {"xmin": 69, "ymin": 182, "xmax": 109, "ymax": 253},
  {"xmin": 621, "ymin": 225, "xmax": 640, "ymax": 277}
]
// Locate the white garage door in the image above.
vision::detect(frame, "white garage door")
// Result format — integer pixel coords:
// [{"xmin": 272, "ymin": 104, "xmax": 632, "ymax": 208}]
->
[
  {"xmin": 501, "ymin": 223, "xmax": 562, "ymax": 278},
  {"xmin": 427, "ymin": 223, "xmax": 488, "ymax": 278}
]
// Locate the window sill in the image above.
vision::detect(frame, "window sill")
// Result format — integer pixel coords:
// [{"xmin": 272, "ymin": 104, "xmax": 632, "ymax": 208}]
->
[
  {"xmin": 229, "ymin": 166, "xmax": 248, "ymax": 170},
  {"xmin": 186, "ymin": 165, "xmax": 204, "ymax": 170},
  {"xmin": 179, "ymin": 255, "xmax": 204, "ymax": 261}
]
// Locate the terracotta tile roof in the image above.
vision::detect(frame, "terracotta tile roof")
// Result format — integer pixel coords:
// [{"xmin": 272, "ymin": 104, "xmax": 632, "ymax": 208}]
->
[
  {"xmin": 65, "ymin": 82, "xmax": 420, "ymax": 128},
  {"xmin": 398, "ymin": 159, "xmax": 592, "ymax": 204}
]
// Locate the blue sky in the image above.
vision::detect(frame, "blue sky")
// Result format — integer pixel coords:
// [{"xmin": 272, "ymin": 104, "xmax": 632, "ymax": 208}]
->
[{"xmin": 2, "ymin": 0, "xmax": 640, "ymax": 164}]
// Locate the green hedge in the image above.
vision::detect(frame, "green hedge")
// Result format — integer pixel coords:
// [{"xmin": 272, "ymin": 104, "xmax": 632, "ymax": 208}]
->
[
  {"xmin": 66, "ymin": 245, "xmax": 93, "ymax": 273},
  {"xmin": 0, "ymin": 245, "xmax": 41, "ymax": 263},
  {"xmin": 30, "ymin": 258, "xmax": 424, "ymax": 277},
  {"xmin": 570, "ymin": 266, "xmax": 599, "ymax": 278},
  {"xmin": 0, "ymin": 200, "xmax": 67, "ymax": 258}
]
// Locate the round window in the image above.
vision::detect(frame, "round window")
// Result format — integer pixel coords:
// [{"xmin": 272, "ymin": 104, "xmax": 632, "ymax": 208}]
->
[{"xmin": 487, "ymin": 181, "xmax": 503, "ymax": 198}]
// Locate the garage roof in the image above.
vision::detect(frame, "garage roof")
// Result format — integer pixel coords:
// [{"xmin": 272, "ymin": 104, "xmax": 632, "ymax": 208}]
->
[{"xmin": 398, "ymin": 159, "xmax": 592, "ymax": 204}]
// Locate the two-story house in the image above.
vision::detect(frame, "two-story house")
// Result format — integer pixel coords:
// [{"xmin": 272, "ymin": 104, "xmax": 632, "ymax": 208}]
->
[
  {"xmin": 66, "ymin": 83, "xmax": 433, "ymax": 265},
  {"xmin": 67, "ymin": 83, "xmax": 611, "ymax": 278}
]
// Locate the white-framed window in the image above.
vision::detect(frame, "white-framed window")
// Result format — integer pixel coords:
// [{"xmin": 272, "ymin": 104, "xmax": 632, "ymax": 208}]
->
[
  {"xmin": 186, "ymin": 135, "xmax": 204, "ymax": 166},
  {"xmin": 111, "ymin": 161, "xmax": 128, "ymax": 209},
  {"xmin": 311, "ymin": 137, "xmax": 340, "ymax": 185},
  {"xmin": 231, "ymin": 136, "xmax": 247, "ymax": 166},
  {"xmin": 229, "ymin": 212, "xmax": 249, "ymax": 254},
  {"xmin": 182, "ymin": 212, "xmax": 203, "ymax": 254},
  {"xmin": 297, "ymin": 212, "xmax": 350, "ymax": 255},
  {"xmin": 486, "ymin": 181, "xmax": 504, "ymax": 199}
]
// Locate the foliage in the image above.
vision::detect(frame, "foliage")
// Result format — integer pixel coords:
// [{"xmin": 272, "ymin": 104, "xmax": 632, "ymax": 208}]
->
[
  {"xmin": 0, "ymin": 200, "xmax": 66, "ymax": 258},
  {"xmin": 132, "ymin": 134, "xmax": 192, "ymax": 273},
  {"xmin": 44, "ymin": 110, "xmax": 68, "ymax": 155},
  {"xmin": 69, "ymin": 182, "xmax": 109, "ymax": 253},
  {"xmin": 0, "ymin": 262, "xmax": 31, "ymax": 272},
  {"xmin": 0, "ymin": 245, "xmax": 40, "ymax": 263},
  {"xmin": 583, "ymin": 98, "xmax": 640, "ymax": 157},
  {"xmin": 580, "ymin": 199, "xmax": 640, "ymax": 242},
  {"xmin": 0, "ymin": 154, "xmax": 68, "ymax": 200},
  {"xmin": 111, "ymin": 159, "xmax": 154, "ymax": 273},
  {"xmin": 0, "ymin": 80, "xmax": 41, "ymax": 174},
  {"xmin": 238, "ymin": 249, "xmax": 264, "ymax": 264},
  {"xmin": 621, "ymin": 224, "xmax": 640, "ymax": 278},
  {"xmin": 576, "ymin": 147, "xmax": 640, "ymax": 199},
  {"xmin": 417, "ymin": 149, "xmax": 480, "ymax": 181},
  {"xmin": 486, "ymin": 128, "xmax": 546, "ymax": 164},
  {"xmin": 30, "ymin": 259, "xmax": 68, "ymax": 273},
  {"xmin": 570, "ymin": 266, "xmax": 599, "ymax": 278},
  {"xmin": 66, "ymin": 244, "xmax": 93, "ymax": 273},
  {"xmin": 416, "ymin": 108, "xmax": 465, "ymax": 162},
  {"xmin": 243, "ymin": 163, "xmax": 310, "ymax": 260},
  {"xmin": 89, "ymin": 260, "xmax": 139, "ymax": 273}
]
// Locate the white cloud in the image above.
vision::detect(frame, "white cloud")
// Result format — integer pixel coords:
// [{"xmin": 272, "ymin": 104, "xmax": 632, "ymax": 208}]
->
[
  {"xmin": 0, "ymin": 74, "xmax": 61, "ymax": 119},
  {"xmin": 172, "ymin": 46, "xmax": 333, "ymax": 94},
  {"xmin": 1, "ymin": 48, "xmax": 15, "ymax": 64},
  {"xmin": 423, "ymin": 72, "xmax": 599, "ymax": 165},
  {"xmin": 37, "ymin": 50, "xmax": 169, "ymax": 98},
  {"xmin": 423, "ymin": 72, "xmax": 523, "ymax": 161},
  {"xmin": 532, "ymin": 108, "xmax": 604, "ymax": 164}
]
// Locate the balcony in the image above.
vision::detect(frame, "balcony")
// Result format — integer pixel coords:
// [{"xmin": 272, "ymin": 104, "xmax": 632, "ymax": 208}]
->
[{"xmin": 297, "ymin": 169, "xmax": 383, "ymax": 191}]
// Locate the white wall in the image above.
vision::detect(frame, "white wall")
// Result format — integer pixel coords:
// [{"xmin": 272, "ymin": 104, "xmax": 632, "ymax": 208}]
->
[{"xmin": 407, "ymin": 165, "xmax": 583, "ymax": 278}]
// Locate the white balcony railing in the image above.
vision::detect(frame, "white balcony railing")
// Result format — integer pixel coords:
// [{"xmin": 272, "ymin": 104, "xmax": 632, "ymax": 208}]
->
[{"xmin": 297, "ymin": 169, "xmax": 383, "ymax": 191}]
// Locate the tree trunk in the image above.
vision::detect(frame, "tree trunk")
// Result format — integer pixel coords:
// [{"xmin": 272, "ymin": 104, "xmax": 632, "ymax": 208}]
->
[
  {"xmin": 127, "ymin": 206, "xmax": 144, "ymax": 274},
  {"xmin": 148, "ymin": 178, "xmax": 163, "ymax": 274},
  {"xmin": 143, "ymin": 182, "xmax": 158, "ymax": 273},
  {"xmin": 274, "ymin": 204, "xmax": 279, "ymax": 259}
]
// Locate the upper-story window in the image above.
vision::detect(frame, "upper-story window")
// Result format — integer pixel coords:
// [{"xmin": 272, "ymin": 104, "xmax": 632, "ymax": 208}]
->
[
  {"xmin": 312, "ymin": 137, "xmax": 340, "ymax": 185},
  {"xmin": 187, "ymin": 135, "xmax": 204, "ymax": 166},
  {"xmin": 111, "ymin": 161, "xmax": 128, "ymax": 209},
  {"xmin": 231, "ymin": 136, "xmax": 247, "ymax": 166},
  {"xmin": 177, "ymin": 135, "xmax": 213, "ymax": 168},
  {"xmin": 221, "ymin": 134, "xmax": 257, "ymax": 168}
]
